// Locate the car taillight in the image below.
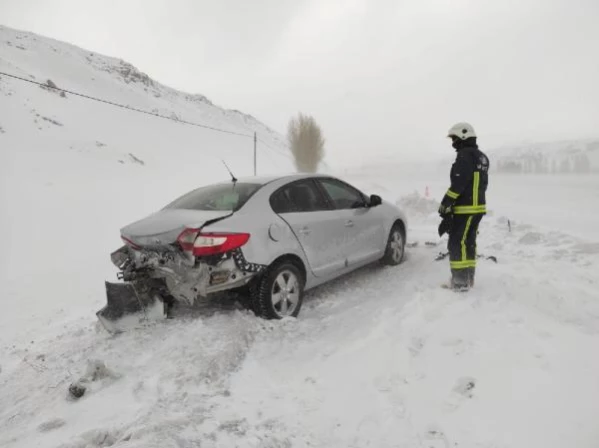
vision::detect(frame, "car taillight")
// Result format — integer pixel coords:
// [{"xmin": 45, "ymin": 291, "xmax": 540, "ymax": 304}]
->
[
  {"xmin": 176, "ymin": 229, "xmax": 250, "ymax": 257},
  {"xmin": 193, "ymin": 232, "xmax": 250, "ymax": 256},
  {"xmin": 177, "ymin": 228, "xmax": 200, "ymax": 252}
]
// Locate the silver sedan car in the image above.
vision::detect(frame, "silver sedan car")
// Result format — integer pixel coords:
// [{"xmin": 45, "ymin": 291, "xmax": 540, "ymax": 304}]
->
[{"xmin": 98, "ymin": 174, "xmax": 408, "ymax": 332}]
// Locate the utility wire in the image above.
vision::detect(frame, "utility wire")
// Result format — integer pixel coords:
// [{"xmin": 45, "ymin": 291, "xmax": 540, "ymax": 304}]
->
[
  {"xmin": 0, "ymin": 70, "xmax": 254, "ymax": 138},
  {"xmin": 257, "ymin": 137, "xmax": 293, "ymax": 161},
  {"xmin": 0, "ymin": 70, "xmax": 297, "ymax": 168}
]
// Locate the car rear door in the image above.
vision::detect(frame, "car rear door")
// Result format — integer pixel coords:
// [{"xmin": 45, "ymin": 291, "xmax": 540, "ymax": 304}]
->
[
  {"xmin": 315, "ymin": 177, "xmax": 386, "ymax": 267},
  {"xmin": 271, "ymin": 179, "xmax": 347, "ymax": 278}
]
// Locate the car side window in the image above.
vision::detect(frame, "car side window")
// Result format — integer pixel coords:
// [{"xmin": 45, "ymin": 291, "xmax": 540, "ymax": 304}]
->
[
  {"xmin": 318, "ymin": 178, "xmax": 366, "ymax": 210},
  {"xmin": 270, "ymin": 180, "xmax": 330, "ymax": 213}
]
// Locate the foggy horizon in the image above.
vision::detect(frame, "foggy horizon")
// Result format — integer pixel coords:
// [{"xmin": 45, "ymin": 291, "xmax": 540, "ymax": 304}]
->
[{"xmin": 2, "ymin": 0, "xmax": 598, "ymax": 166}]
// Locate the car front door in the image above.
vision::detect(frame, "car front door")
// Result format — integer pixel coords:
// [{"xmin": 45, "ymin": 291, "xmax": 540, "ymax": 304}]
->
[
  {"xmin": 270, "ymin": 179, "xmax": 347, "ymax": 278},
  {"xmin": 316, "ymin": 177, "xmax": 386, "ymax": 267}
]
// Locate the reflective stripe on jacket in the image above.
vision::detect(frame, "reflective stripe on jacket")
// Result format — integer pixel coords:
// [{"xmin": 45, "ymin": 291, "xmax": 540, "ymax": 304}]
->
[{"xmin": 441, "ymin": 144, "xmax": 489, "ymax": 214}]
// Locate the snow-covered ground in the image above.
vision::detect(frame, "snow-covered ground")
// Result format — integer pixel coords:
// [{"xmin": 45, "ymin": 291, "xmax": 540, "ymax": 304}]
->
[{"xmin": 2, "ymin": 25, "xmax": 599, "ymax": 448}]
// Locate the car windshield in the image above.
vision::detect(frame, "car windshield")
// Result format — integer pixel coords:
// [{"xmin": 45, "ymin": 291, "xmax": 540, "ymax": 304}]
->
[{"xmin": 163, "ymin": 182, "xmax": 262, "ymax": 212}]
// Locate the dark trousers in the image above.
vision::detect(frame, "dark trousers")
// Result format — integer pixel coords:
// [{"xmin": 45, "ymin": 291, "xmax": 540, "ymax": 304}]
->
[{"xmin": 447, "ymin": 214, "xmax": 483, "ymax": 287}]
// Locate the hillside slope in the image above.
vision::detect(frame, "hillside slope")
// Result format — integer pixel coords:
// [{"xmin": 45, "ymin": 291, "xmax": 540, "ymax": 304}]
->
[{"xmin": 0, "ymin": 24, "xmax": 293, "ymax": 335}]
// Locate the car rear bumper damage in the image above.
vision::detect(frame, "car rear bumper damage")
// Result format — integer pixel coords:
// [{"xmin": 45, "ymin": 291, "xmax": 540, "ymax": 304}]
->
[
  {"xmin": 98, "ymin": 245, "xmax": 265, "ymax": 333},
  {"xmin": 113, "ymin": 244, "xmax": 265, "ymax": 301}
]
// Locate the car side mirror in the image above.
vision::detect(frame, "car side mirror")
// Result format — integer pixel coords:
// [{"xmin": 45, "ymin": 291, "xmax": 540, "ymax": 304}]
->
[{"xmin": 369, "ymin": 194, "xmax": 382, "ymax": 207}]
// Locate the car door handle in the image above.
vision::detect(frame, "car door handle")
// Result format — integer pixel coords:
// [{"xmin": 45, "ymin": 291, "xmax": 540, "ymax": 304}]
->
[
  {"xmin": 298, "ymin": 227, "xmax": 311, "ymax": 235},
  {"xmin": 345, "ymin": 220, "xmax": 354, "ymax": 227}
]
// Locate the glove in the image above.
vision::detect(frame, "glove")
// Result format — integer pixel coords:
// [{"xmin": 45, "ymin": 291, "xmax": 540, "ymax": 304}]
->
[
  {"xmin": 438, "ymin": 189, "xmax": 458, "ymax": 216},
  {"xmin": 438, "ymin": 215, "xmax": 453, "ymax": 237},
  {"xmin": 438, "ymin": 203, "xmax": 452, "ymax": 216},
  {"xmin": 438, "ymin": 192, "xmax": 456, "ymax": 216}
]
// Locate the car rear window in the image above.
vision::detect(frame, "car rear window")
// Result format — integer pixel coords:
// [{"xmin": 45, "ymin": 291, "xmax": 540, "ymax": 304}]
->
[{"xmin": 163, "ymin": 182, "xmax": 262, "ymax": 212}]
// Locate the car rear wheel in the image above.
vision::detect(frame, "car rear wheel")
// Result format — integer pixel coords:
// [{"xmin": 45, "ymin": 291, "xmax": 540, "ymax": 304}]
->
[
  {"xmin": 381, "ymin": 223, "xmax": 405, "ymax": 266},
  {"xmin": 250, "ymin": 261, "xmax": 304, "ymax": 319}
]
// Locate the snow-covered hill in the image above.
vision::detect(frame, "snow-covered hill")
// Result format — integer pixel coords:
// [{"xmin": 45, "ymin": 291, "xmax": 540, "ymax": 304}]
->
[
  {"xmin": 0, "ymin": 24, "xmax": 293, "ymax": 336},
  {"xmin": 0, "ymin": 25, "xmax": 291, "ymax": 171},
  {"xmin": 1, "ymin": 25, "xmax": 599, "ymax": 448}
]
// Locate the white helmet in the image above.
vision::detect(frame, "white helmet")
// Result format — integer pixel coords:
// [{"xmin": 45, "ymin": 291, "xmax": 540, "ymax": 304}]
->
[{"xmin": 447, "ymin": 122, "xmax": 476, "ymax": 140}]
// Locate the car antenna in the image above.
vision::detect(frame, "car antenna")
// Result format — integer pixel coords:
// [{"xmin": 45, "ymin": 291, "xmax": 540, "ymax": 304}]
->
[{"xmin": 221, "ymin": 160, "xmax": 238, "ymax": 184}]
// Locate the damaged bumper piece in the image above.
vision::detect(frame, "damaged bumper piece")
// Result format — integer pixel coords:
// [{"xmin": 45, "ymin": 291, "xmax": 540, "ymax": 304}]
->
[
  {"xmin": 97, "ymin": 244, "xmax": 264, "ymax": 333},
  {"xmin": 97, "ymin": 281, "xmax": 167, "ymax": 334}
]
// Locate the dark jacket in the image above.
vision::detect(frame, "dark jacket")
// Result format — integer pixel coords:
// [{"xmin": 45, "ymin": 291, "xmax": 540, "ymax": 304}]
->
[{"xmin": 441, "ymin": 142, "xmax": 490, "ymax": 214}]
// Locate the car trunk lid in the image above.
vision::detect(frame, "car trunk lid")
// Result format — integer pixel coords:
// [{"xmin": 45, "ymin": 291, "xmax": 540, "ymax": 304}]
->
[{"xmin": 121, "ymin": 209, "xmax": 232, "ymax": 247}]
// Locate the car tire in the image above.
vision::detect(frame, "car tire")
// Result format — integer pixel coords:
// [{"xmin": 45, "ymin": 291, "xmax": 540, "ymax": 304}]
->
[
  {"xmin": 250, "ymin": 261, "xmax": 304, "ymax": 319},
  {"xmin": 381, "ymin": 223, "xmax": 405, "ymax": 266}
]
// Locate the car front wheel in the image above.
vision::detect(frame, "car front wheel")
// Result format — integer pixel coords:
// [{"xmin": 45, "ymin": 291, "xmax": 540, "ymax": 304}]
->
[
  {"xmin": 381, "ymin": 223, "xmax": 405, "ymax": 266},
  {"xmin": 250, "ymin": 261, "xmax": 304, "ymax": 319}
]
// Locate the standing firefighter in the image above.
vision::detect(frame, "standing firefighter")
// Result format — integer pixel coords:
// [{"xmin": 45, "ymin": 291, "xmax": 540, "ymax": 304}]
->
[{"xmin": 438, "ymin": 122, "xmax": 489, "ymax": 291}]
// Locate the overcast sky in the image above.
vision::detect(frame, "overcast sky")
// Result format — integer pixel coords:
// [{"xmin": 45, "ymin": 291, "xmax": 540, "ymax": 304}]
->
[{"xmin": 2, "ymin": 0, "xmax": 598, "ymax": 165}]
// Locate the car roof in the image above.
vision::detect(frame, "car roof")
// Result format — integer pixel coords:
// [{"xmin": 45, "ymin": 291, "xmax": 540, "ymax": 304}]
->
[{"xmin": 218, "ymin": 173, "xmax": 334, "ymax": 186}]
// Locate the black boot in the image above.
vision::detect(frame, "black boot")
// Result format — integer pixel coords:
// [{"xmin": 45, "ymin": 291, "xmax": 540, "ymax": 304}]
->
[{"xmin": 451, "ymin": 269, "xmax": 470, "ymax": 292}]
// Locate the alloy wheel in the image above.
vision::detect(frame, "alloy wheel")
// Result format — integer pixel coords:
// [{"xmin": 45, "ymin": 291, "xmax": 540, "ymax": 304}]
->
[
  {"xmin": 271, "ymin": 270, "xmax": 300, "ymax": 317},
  {"xmin": 390, "ymin": 229, "xmax": 404, "ymax": 263}
]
